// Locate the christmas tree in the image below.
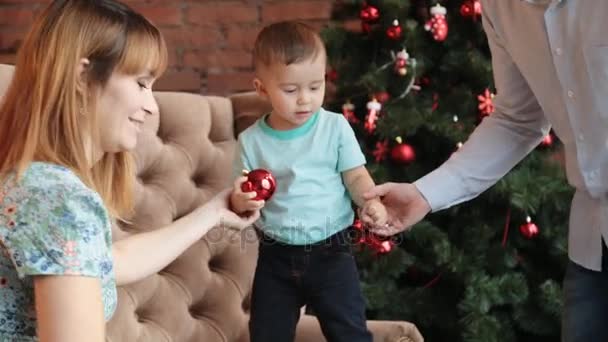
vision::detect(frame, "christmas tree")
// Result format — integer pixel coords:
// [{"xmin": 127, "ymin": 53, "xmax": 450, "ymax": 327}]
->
[{"xmin": 321, "ymin": 1, "xmax": 573, "ymax": 341}]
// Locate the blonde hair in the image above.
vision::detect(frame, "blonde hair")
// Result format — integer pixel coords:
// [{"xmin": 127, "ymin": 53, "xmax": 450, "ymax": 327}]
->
[
  {"xmin": 0, "ymin": 0, "xmax": 168, "ymax": 219},
  {"xmin": 253, "ymin": 21, "xmax": 326, "ymax": 71}
]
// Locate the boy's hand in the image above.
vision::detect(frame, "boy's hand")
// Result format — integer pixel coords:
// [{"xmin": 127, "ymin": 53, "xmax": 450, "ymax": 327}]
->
[
  {"xmin": 360, "ymin": 198, "xmax": 388, "ymax": 228},
  {"xmin": 230, "ymin": 176, "xmax": 265, "ymax": 214}
]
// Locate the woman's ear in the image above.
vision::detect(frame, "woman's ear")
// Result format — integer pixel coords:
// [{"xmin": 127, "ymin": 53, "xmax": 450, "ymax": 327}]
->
[
  {"xmin": 253, "ymin": 78, "xmax": 268, "ymax": 99},
  {"xmin": 75, "ymin": 58, "xmax": 90, "ymax": 93}
]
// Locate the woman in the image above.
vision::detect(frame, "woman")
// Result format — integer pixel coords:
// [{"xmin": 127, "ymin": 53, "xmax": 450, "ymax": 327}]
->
[{"xmin": 0, "ymin": 1, "xmax": 258, "ymax": 341}]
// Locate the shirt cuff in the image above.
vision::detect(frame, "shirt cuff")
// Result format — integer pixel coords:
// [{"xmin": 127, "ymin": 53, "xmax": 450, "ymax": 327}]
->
[{"xmin": 413, "ymin": 167, "xmax": 464, "ymax": 212}]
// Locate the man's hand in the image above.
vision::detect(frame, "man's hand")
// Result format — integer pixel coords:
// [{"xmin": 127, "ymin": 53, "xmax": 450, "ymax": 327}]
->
[{"xmin": 362, "ymin": 182, "xmax": 431, "ymax": 236}]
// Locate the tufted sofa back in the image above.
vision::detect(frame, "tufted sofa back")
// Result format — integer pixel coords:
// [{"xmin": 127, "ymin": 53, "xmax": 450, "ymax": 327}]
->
[
  {"xmin": 0, "ymin": 64, "xmax": 422, "ymax": 342},
  {"xmin": 105, "ymin": 92, "xmax": 270, "ymax": 341}
]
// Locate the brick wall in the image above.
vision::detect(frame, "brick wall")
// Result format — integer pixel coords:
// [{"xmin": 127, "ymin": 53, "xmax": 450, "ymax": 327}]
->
[{"xmin": 0, "ymin": 0, "xmax": 335, "ymax": 95}]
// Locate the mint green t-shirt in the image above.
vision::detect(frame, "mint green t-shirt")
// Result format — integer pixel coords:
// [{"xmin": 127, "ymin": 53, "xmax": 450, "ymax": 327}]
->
[{"xmin": 234, "ymin": 108, "xmax": 366, "ymax": 245}]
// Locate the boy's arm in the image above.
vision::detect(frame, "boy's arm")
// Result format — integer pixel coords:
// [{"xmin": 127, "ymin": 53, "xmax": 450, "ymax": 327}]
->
[{"xmin": 342, "ymin": 165, "xmax": 380, "ymax": 208}]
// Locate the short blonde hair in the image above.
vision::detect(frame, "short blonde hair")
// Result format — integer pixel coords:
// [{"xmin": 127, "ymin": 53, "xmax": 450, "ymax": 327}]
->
[{"xmin": 0, "ymin": 0, "xmax": 168, "ymax": 219}]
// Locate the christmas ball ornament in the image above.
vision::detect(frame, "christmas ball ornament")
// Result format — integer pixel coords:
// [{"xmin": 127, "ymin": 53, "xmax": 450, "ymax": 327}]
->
[
  {"xmin": 360, "ymin": 4, "xmax": 380, "ymax": 23},
  {"xmin": 365, "ymin": 98, "xmax": 382, "ymax": 134},
  {"xmin": 394, "ymin": 49, "xmax": 409, "ymax": 76},
  {"xmin": 342, "ymin": 100, "xmax": 358, "ymax": 124},
  {"xmin": 386, "ymin": 19, "xmax": 403, "ymax": 40},
  {"xmin": 519, "ymin": 216, "xmax": 539, "ymax": 239},
  {"xmin": 540, "ymin": 133, "xmax": 553, "ymax": 147},
  {"xmin": 391, "ymin": 136, "xmax": 416, "ymax": 164},
  {"xmin": 326, "ymin": 69, "xmax": 338, "ymax": 82},
  {"xmin": 425, "ymin": 4, "xmax": 448, "ymax": 42},
  {"xmin": 353, "ymin": 219, "xmax": 395, "ymax": 255},
  {"xmin": 478, "ymin": 88, "xmax": 495, "ymax": 117},
  {"xmin": 241, "ymin": 169, "xmax": 276, "ymax": 201},
  {"xmin": 460, "ymin": 0, "xmax": 482, "ymax": 19},
  {"xmin": 375, "ymin": 91, "xmax": 390, "ymax": 103}
]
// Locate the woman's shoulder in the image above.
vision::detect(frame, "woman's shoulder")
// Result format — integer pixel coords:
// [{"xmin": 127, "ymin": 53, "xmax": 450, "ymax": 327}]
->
[
  {"xmin": 10, "ymin": 162, "xmax": 96, "ymax": 198},
  {"xmin": 1, "ymin": 162, "xmax": 107, "ymax": 221}
]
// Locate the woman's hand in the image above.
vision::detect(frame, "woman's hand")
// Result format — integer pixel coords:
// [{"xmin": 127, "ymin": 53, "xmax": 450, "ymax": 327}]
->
[{"xmin": 199, "ymin": 188, "xmax": 260, "ymax": 231}]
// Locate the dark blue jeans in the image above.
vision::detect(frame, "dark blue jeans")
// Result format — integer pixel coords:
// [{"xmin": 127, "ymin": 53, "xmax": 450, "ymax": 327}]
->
[
  {"xmin": 562, "ymin": 241, "xmax": 608, "ymax": 342},
  {"xmin": 249, "ymin": 228, "xmax": 372, "ymax": 342}
]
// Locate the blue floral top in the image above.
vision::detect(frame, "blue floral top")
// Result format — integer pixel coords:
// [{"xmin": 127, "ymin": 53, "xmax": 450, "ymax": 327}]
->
[{"xmin": 0, "ymin": 162, "xmax": 117, "ymax": 340}]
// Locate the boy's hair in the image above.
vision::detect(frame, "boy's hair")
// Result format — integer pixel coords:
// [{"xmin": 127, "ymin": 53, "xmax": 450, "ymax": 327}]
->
[{"xmin": 253, "ymin": 21, "xmax": 325, "ymax": 70}]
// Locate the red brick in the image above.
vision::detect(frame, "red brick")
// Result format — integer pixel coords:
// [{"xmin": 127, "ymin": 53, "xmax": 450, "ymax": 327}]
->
[
  {"xmin": 0, "ymin": 8, "xmax": 35, "ymax": 27},
  {"xmin": 186, "ymin": 2, "xmax": 257, "ymax": 25},
  {"xmin": 183, "ymin": 50, "xmax": 252, "ymax": 70},
  {"xmin": 162, "ymin": 27, "xmax": 222, "ymax": 50},
  {"xmin": 0, "ymin": 30, "xmax": 26, "ymax": 51},
  {"xmin": 262, "ymin": 1, "xmax": 332, "ymax": 22},
  {"xmin": 225, "ymin": 26, "xmax": 261, "ymax": 51},
  {"xmin": 155, "ymin": 69, "xmax": 200, "ymax": 92},
  {"xmin": 0, "ymin": 53, "xmax": 16, "ymax": 65},
  {"xmin": 206, "ymin": 71, "xmax": 255, "ymax": 95},
  {"xmin": 131, "ymin": 5, "xmax": 182, "ymax": 26}
]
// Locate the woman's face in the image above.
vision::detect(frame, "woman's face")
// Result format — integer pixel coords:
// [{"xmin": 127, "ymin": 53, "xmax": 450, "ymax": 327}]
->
[{"xmin": 95, "ymin": 70, "xmax": 158, "ymax": 153}]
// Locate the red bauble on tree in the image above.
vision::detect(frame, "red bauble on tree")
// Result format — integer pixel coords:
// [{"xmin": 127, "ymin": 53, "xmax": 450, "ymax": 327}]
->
[
  {"xmin": 540, "ymin": 133, "xmax": 553, "ymax": 147},
  {"xmin": 360, "ymin": 4, "xmax": 380, "ymax": 23},
  {"xmin": 460, "ymin": 0, "xmax": 482, "ymax": 19},
  {"xmin": 386, "ymin": 19, "xmax": 403, "ymax": 40},
  {"xmin": 375, "ymin": 91, "xmax": 390, "ymax": 103},
  {"xmin": 241, "ymin": 169, "xmax": 277, "ymax": 201},
  {"xmin": 391, "ymin": 137, "xmax": 416, "ymax": 164},
  {"xmin": 424, "ymin": 4, "xmax": 448, "ymax": 42},
  {"xmin": 353, "ymin": 219, "xmax": 395, "ymax": 255},
  {"xmin": 519, "ymin": 216, "xmax": 539, "ymax": 239}
]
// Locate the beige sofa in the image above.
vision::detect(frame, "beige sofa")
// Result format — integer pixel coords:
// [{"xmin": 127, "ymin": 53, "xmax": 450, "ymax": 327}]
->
[{"xmin": 0, "ymin": 64, "xmax": 422, "ymax": 342}]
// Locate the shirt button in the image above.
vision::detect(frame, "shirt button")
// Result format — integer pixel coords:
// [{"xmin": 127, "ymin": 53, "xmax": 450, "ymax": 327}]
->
[
  {"xmin": 555, "ymin": 48, "xmax": 563, "ymax": 55},
  {"xmin": 567, "ymin": 90, "xmax": 574, "ymax": 98}
]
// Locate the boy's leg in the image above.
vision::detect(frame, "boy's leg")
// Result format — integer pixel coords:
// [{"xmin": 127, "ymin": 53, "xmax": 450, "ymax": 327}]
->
[
  {"xmin": 306, "ymin": 237, "xmax": 372, "ymax": 342},
  {"xmin": 249, "ymin": 245, "xmax": 305, "ymax": 342}
]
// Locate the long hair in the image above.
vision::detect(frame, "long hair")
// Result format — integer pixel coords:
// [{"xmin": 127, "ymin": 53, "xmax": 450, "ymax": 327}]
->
[{"xmin": 0, "ymin": 0, "xmax": 168, "ymax": 219}]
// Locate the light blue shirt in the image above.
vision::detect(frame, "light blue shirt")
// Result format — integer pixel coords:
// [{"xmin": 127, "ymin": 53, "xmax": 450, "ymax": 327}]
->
[
  {"xmin": 234, "ymin": 108, "xmax": 366, "ymax": 245},
  {"xmin": 415, "ymin": 0, "xmax": 608, "ymax": 271}
]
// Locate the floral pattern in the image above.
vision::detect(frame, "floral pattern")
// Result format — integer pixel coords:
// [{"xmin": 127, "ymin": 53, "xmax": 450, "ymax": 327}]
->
[{"xmin": 0, "ymin": 162, "xmax": 116, "ymax": 340}]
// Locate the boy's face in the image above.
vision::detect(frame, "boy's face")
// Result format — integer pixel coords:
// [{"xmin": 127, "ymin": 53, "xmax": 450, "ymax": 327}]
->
[{"xmin": 254, "ymin": 53, "xmax": 326, "ymax": 130}]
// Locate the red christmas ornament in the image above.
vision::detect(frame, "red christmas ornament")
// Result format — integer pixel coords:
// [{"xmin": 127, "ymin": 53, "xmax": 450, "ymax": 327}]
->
[
  {"xmin": 540, "ymin": 133, "xmax": 553, "ymax": 147},
  {"xmin": 342, "ymin": 101, "xmax": 359, "ymax": 124},
  {"xmin": 373, "ymin": 140, "xmax": 389, "ymax": 162},
  {"xmin": 386, "ymin": 19, "xmax": 403, "ymax": 40},
  {"xmin": 391, "ymin": 137, "xmax": 416, "ymax": 164},
  {"xmin": 460, "ymin": 0, "xmax": 482, "ymax": 19},
  {"xmin": 365, "ymin": 98, "xmax": 381, "ymax": 134},
  {"xmin": 424, "ymin": 4, "xmax": 448, "ymax": 42},
  {"xmin": 241, "ymin": 169, "xmax": 276, "ymax": 201},
  {"xmin": 478, "ymin": 88, "xmax": 495, "ymax": 117},
  {"xmin": 519, "ymin": 216, "xmax": 539, "ymax": 239},
  {"xmin": 375, "ymin": 91, "xmax": 390, "ymax": 103},
  {"xmin": 394, "ymin": 49, "xmax": 409, "ymax": 76},
  {"xmin": 360, "ymin": 4, "xmax": 380, "ymax": 23},
  {"xmin": 326, "ymin": 69, "xmax": 338, "ymax": 82},
  {"xmin": 353, "ymin": 219, "xmax": 395, "ymax": 255}
]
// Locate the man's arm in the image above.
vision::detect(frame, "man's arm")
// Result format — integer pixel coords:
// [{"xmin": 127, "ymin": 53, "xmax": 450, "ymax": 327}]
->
[{"xmin": 414, "ymin": 1, "xmax": 550, "ymax": 212}]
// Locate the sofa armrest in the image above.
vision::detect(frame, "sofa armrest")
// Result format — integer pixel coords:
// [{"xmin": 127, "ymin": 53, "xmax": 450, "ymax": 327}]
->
[
  {"xmin": 229, "ymin": 91, "xmax": 272, "ymax": 136},
  {"xmin": 294, "ymin": 314, "xmax": 423, "ymax": 342}
]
